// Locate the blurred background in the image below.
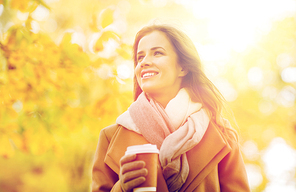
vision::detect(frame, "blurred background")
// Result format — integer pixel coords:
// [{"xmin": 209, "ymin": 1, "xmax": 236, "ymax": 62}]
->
[{"xmin": 0, "ymin": 0, "xmax": 296, "ymax": 191}]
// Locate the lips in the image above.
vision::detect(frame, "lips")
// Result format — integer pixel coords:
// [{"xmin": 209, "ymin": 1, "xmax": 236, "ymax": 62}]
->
[{"xmin": 141, "ymin": 71, "xmax": 159, "ymax": 79}]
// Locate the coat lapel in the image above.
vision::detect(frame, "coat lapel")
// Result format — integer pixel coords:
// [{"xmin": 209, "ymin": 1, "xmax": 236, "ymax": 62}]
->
[
  {"xmin": 105, "ymin": 126, "xmax": 149, "ymax": 174},
  {"xmin": 180, "ymin": 122, "xmax": 231, "ymax": 191}
]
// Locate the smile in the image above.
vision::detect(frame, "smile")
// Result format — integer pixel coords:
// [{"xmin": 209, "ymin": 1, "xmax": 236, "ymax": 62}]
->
[{"xmin": 141, "ymin": 72, "xmax": 158, "ymax": 79}]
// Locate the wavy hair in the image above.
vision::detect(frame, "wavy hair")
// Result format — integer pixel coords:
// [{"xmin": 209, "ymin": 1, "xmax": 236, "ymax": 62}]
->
[{"xmin": 132, "ymin": 24, "xmax": 236, "ymax": 137}]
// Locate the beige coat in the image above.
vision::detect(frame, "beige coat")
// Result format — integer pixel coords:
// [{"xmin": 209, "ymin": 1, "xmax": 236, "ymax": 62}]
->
[{"xmin": 92, "ymin": 121, "xmax": 251, "ymax": 192}]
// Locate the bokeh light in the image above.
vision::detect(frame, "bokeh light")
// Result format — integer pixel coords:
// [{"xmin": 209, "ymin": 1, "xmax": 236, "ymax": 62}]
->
[
  {"xmin": 30, "ymin": 20, "xmax": 40, "ymax": 33},
  {"xmin": 117, "ymin": 62, "xmax": 132, "ymax": 80},
  {"xmin": 262, "ymin": 137, "xmax": 296, "ymax": 190},
  {"xmin": 31, "ymin": 5, "xmax": 49, "ymax": 21},
  {"xmin": 214, "ymin": 79, "xmax": 238, "ymax": 102},
  {"xmin": 17, "ymin": 11, "xmax": 29, "ymax": 21},
  {"xmin": 12, "ymin": 100, "xmax": 23, "ymax": 113},
  {"xmin": 245, "ymin": 163, "xmax": 263, "ymax": 190},
  {"xmin": 248, "ymin": 67, "xmax": 263, "ymax": 87},
  {"xmin": 95, "ymin": 64, "xmax": 114, "ymax": 79},
  {"xmin": 276, "ymin": 86, "xmax": 296, "ymax": 108},
  {"xmin": 277, "ymin": 53, "xmax": 294, "ymax": 69},
  {"xmin": 281, "ymin": 67, "xmax": 296, "ymax": 83},
  {"xmin": 71, "ymin": 31, "xmax": 86, "ymax": 49},
  {"xmin": 242, "ymin": 140, "xmax": 260, "ymax": 161},
  {"xmin": 0, "ymin": 4, "xmax": 3, "ymax": 17}
]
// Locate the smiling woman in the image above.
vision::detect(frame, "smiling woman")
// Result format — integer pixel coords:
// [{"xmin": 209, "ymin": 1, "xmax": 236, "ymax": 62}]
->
[
  {"xmin": 135, "ymin": 31, "xmax": 187, "ymax": 107},
  {"xmin": 92, "ymin": 24, "xmax": 251, "ymax": 192}
]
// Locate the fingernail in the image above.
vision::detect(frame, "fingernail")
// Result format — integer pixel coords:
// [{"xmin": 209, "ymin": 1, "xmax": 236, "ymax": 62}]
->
[{"xmin": 144, "ymin": 168, "xmax": 148, "ymax": 175}]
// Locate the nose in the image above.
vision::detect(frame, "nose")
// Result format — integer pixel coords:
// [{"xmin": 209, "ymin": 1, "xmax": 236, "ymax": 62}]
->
[{"xmin": 140, "ymin": 56, "xmax": 152, "ymax": 68}]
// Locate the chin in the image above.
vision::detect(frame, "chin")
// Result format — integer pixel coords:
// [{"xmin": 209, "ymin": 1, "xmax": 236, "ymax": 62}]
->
[{"xmin": 141, "ymin": 86, "xmax": 158, "ymax": 96}]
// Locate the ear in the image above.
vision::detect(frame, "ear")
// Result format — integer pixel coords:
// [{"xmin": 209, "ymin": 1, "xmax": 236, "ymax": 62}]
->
[{"xmin": 179, "ymin": 67, "xmax": 188, "ymax": 77}]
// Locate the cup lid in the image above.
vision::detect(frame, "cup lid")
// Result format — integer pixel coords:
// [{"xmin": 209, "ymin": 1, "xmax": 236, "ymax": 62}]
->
[{"xmin": 125, "ymin": 144, "xmax": 159, "ymax": 155}]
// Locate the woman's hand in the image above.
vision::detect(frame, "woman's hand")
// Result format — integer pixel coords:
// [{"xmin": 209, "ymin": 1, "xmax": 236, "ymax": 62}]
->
[{"xmin": 119, "ymin": 154, "xmax": 148, "ymax": 192}]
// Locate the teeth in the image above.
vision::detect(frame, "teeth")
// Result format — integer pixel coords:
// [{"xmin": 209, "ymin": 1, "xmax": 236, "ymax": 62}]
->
[{"xmin": 142, "ymin": 72, "xmax": 157, "ymax": 78}]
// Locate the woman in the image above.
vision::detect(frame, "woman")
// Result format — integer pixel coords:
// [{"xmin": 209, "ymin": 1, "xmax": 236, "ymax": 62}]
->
[{"xmin": 92, "ymin": 24, "xmax": 250, "ymax": 192}]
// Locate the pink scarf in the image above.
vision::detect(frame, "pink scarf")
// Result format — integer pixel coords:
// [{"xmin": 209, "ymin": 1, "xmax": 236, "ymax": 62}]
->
[{"xmin": 117, "ymin": 89, "xmax": 210, "ymax": 191}]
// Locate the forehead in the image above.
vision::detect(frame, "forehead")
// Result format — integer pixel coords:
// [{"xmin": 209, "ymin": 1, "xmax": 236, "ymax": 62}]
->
[{"xmin": 137, "ymin": 31, "xmax": 173, "ymax": 52}]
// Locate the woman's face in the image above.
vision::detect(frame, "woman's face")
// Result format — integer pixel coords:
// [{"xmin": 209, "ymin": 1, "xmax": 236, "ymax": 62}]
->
[{"xmin": 135, "ymin": 31, "xmax": 186, "ymax": 100}]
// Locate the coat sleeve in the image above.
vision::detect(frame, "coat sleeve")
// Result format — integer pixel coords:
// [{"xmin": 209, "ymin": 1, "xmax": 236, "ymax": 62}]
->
[
  {"xmin": 92, "ymin": 127, "xmax": 123, "ymax": 192},
  {"xmin": 218, "ymin": 130, "xmax": 251, "ymax": 192}
]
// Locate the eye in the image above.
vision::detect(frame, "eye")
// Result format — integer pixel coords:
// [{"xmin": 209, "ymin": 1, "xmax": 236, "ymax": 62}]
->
[
  {"xmin": 137, "ymin": 55, "xmax": 144, "ymax": 62},
  {"xmin": 154, "ymin": 51, "xmax": 163, "ymax": 56}
]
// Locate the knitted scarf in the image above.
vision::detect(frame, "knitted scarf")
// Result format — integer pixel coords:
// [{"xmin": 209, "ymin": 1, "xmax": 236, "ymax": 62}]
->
[{"xmin": 116, "ymin": 88, "xmax": 210, "ymax": 191}]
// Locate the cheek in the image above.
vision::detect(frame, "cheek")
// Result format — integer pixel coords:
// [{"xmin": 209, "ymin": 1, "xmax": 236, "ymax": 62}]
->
[{"xmin": 134, "ymin": 66, "xmax": 141, "ymax": 82}]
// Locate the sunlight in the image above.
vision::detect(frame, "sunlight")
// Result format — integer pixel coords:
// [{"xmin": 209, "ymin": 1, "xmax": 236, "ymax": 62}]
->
[
  {"xmin": 264, "ymin": 183, "xmax": 296, "ymax": 192},
  {"xmin": 207, "ymin": 16, "xmax": 256, "ymax": 53},
  {"xmin": 94, "ymin": 64, "xmax": 113, "ymax": 80},
  {"xmin": 30, "ymin": 20, "xmax": 40, "ymax": 34},
  {"xmin": 248, "ymin": 67, "xmax": 263, "ymax": 86},
  {"xmin": 245, "ymin": 164, "xmax": 263, "ymax": 190},
  {"xmin": 71, "ymin": 31, "xmax": 86, "ymax": 50},
  {"xmin": 12, "ymin": 100, "xmax": 23, "ymax": 113},
  {"xmin": 214, "ymin": 79, "xmax": 238, "ymax": 102},
  {"xmin": 242, "ymin": 140, "xmax": 260, "ymax": 161},
  {"xmin": 190, "ymin": 0, "xmax": 296, "ymax": 53},
  {"xmin": 98, "ymin": 38, "xmax": 120, "ymax": 58},
  {"xmin": 0, "ymin": 4, "xmax": 3, "ymax": 17},
  {"xmin": 262, "ymin": 137, "xmax": 296, "ymax": 185},
  {"xmin": 152, "ymin": 0, "xmax": 168, "ymax": 7},
  {"xmin": 281, "ymin": 67, "xmax": 296, "ymax": 83},
  {"xmin": 31, "ymin": 5, "xmax": 49, "ymax": 21},
  {"xmin": 277, "ymin": 53, "xmax": 294, "ymax": 69},
  {"xmin": 198, "ymin": 44, "xmax": 231, "ymax": 62},
  {"xmin": 262, "ymin": 86, "xmax": 278, "ymax": 100},
  {"xmin": 276, "ymin": 86, "xmax": 296, "ymax": 108},
  {"xmin": 117, "ymin": 63, "xmax": 132, "ymax": 79},
  {"xmin": 16, "ymin": 11, "xmax": 29, "ymax": 21}
]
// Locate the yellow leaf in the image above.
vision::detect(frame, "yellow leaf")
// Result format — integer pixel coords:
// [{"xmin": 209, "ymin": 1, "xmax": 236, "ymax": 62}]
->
[
  {"xmin": 10, "ymin": 0, "xmax": 30, "ymax": 12},
  {"xmin": 93, "ymin": 30, "xmax": 119, "ymax": 52},
  {"xmin": 99, "ymin": 8, "xmax": 114, "ymax": 28},
  {"xmin": 89, "ymin": 14, "xmax": 99, "ymax": 32}
]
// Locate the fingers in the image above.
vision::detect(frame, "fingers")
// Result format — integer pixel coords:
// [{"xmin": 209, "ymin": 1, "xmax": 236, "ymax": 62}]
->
[
  {"xmin": 121, "ymin": 159, "xmax": 146, "ymax": 175},
  {"xmin": 120, "ymin": 154, "xmax": 137, "ymax": 166},
  {"xmin": 122, "ymin": 176, "xmax": 146, "ymax": 192},
  {"xmin": 122, "ymin": 166, "xmax": 148, "ymax": 182},
  {"xmin": 119, "ymin": 154, "xmax": 148, "ymax": 192}
]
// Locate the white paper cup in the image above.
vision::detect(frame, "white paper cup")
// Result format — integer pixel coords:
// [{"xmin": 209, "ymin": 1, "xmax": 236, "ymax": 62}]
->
[{"xmin": 125, "ymin": 144, "xmax": 159, "ymax": 192}]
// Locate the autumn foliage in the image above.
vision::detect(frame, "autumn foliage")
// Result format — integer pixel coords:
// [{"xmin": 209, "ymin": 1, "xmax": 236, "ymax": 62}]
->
[{"xmin": 0, "ymin": 0, "xmax": 133, "ymax": 191}]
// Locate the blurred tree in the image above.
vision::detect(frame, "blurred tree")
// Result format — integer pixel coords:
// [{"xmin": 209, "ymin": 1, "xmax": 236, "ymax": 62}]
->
[{"xmin": 0, "ymin": 0, "xmax": 133, "ymax": 191}]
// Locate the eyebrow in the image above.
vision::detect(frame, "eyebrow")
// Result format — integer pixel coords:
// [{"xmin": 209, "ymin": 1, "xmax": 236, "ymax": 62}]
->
[{"xmin": 137, "ymin": 46, "xmax": 166, "ymax": 55}]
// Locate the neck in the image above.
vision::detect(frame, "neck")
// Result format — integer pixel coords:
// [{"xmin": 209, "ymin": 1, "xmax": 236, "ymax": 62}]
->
[{"xmin": 147, "ymin": 89, "xmax": 181, "ymax": 108}]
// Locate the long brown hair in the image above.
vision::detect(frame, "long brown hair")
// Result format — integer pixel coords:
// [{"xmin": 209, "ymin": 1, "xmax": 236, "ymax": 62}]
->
[{"xmin": 132, "ymin": 24, "xmax": 237, "ymax": 137}]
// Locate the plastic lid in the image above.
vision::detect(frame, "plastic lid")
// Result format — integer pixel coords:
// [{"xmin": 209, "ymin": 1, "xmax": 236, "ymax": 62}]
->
[
  {"xmin": 134, "ymin": 187, "xmax": 156, "ymax": 192},
  {"xmin": 125, "ymin": 144, "xmax": 159, "ymax": 155}
]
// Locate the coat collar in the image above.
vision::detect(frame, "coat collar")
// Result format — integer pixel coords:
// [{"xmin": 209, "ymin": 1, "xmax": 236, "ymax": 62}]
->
[
  {"xmin": 104, "ymin": 123, "xmax": 231, "ymax": 190},
  {"xmin": 180, "ymin": 121, "xmax": 231, "ymax": 191}
]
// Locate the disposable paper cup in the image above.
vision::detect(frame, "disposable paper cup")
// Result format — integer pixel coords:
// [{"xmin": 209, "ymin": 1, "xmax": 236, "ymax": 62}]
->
[{"xmin": 125, "ymin": 144, "xmax": 159, "ymax": 192}]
